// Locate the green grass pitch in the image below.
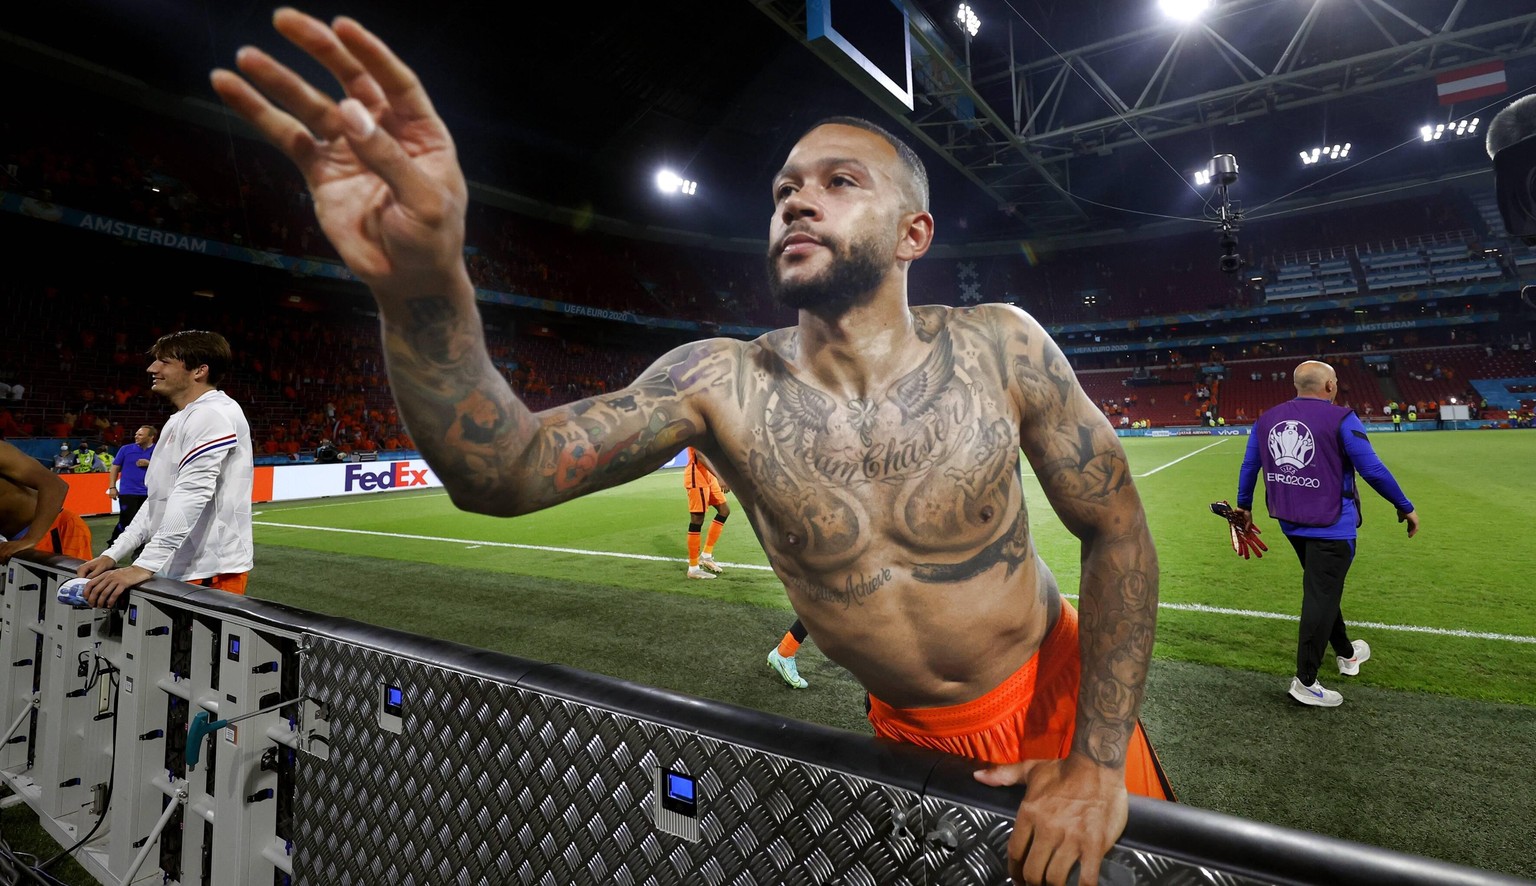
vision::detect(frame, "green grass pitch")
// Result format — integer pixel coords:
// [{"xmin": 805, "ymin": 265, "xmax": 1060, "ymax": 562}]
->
[{"xmin": 14, "ymin": 430, "xmax": 1533, "ymax": 883}]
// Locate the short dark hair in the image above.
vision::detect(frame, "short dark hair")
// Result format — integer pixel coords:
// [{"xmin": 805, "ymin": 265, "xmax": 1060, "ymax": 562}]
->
[
  {"xmin": 804, "ymin": 116, "xmax": 929, "ymax": 212},
  {"xmin": 148, "ymin": 330, "xmax": 232, "ymax": 386}
]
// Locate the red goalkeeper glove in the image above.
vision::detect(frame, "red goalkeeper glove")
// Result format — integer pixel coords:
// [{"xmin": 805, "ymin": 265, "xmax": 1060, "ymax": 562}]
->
[{"xmin": 1211, "ymin": 501, "xmax": 1268, "ymax": 559}]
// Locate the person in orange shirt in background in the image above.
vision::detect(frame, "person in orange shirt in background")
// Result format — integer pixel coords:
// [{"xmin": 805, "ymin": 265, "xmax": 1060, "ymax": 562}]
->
[{"xmin": 0, "ymin": 440, "xmax": 93, "ymax": 562}]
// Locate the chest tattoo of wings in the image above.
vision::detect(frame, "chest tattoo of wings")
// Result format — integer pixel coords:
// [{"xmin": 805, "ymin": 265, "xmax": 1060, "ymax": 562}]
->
[
  {"xmin": 893, "ymin": 328, "xmax": 956, "ymax": 423},
  {"xmin": 767, "ymin": 371, "xmax": 835, "ymax": 448}
]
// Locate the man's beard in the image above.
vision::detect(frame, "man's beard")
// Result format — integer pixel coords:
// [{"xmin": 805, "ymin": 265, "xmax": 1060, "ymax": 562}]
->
[{"xmin": 767, "ymin": 229, "xmax": 889, "ymax": 313}]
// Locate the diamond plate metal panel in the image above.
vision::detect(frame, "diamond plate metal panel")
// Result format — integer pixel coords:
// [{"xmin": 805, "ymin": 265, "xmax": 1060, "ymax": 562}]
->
[
  {"xmin": 295, "ymin": 636, "xmax": 935, "ymax": 885},
  {"xmin": 918, "ymin": 798, "xmax": 1278, "ymax": 886},
  {"xmin": 295, "ymin": 636, "xmax": 1293, "ymax": 885}
]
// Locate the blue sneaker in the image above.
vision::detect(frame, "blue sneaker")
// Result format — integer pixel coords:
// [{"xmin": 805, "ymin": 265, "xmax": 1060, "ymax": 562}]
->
[{"xmin": 767, "ymin": 649, "xmax": 808, "ymax": 689}]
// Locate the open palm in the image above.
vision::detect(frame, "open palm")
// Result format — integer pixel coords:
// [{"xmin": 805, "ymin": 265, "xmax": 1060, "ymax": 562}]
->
[{"xmin": 210, "ymin": 9, "xmax": 467, "ymax": 287}]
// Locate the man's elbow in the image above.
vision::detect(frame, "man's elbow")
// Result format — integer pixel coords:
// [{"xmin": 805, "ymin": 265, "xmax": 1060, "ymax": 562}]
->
[
  {"xmin": 443, "ymin": 485, "xmax": 526, "ymax": 519},
  {"xmin": 42, "ymin": 473, "xmax": 69, "ymax": 501}
]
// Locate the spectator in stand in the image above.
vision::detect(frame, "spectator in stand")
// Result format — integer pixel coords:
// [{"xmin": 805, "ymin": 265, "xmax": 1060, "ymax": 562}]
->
[
  {"xmin": 0, "ymin": 440, "xmax": 94, "ymax": 563},
  {"xmin": 0, "ymin": 407, "xmax": 29, "ymax": 438},
  {"xmin": 107, "ymin": 425, "xmax": 157, "ymax": 546}
]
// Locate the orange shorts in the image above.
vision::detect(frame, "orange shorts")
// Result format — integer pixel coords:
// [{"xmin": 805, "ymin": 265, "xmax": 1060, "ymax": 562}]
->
[
  {"xmin": 32, "ymin": 509, "xmax": 94, "ymax": 561},
  {"xmin": 686, "ymin": 477, "xmax": 726, "ymax": 513},
  {"xmin": 192, "ymin": 573, "xmax": 249, "ymax": 595},
  {"xmin": 867, "ymin": 602, "xmax": 1172, "ymax": 800}
]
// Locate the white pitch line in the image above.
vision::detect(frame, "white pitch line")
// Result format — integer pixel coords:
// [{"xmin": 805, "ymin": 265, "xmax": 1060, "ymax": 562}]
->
[
  {"xmin": 1136, "ymin": 438, "xmax": 1230, "ymax": 478},
  {"xmin": 252, "ymin": 520, "xmax": 776, "ymax": 571},
  {"xmin": 1141, "ymin": 600, "xmax": 1536, "ymax": 644},
  {"xmin": 255, "ymin": 520, "xmax": 1536, "ymax": 644},
  {"xmin": 262, "ymin": 492, "xmax": 451, "ymax": 513}
]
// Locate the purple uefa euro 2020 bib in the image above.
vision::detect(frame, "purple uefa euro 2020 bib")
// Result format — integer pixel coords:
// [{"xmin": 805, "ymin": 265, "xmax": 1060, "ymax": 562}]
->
[{"xmin": 1252, "ymin": 398, "xmax": 1349, "ymax": 527}]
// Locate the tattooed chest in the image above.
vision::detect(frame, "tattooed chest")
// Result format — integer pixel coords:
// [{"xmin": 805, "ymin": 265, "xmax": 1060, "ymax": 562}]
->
[{"xmin": 737, "ymin": 382, "xmax": 1022, "ymax": 567}]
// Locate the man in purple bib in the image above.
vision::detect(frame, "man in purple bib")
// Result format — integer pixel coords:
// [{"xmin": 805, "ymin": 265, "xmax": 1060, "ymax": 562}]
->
[{"xmin": 1233, "ymin": 361, "xmax": 1419, "ymax": 707}]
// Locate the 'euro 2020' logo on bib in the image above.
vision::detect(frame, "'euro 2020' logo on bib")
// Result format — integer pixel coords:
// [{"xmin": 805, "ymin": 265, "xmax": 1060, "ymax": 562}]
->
[{"xmin": 1267, "ymin": 420, "xmax": 1315, "ymax": 472}]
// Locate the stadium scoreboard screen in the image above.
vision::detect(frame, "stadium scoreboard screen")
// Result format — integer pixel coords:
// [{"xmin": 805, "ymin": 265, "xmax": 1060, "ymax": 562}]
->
[{"xmin": 807, "ymin": 0, "xmax": 913, "ymax": 111}]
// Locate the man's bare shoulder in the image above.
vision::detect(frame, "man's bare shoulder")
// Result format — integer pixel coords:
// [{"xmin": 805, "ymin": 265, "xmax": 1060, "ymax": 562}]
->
[
  {"xmin": 0, "ymin": 441, "xmax": 37, "ymax": 475},
  {"xmin": 911, "ymin": 302, "xmax": 1047, "ymax": 342},
  {"xmin": 613, "ymin": 335, "xmax": 765, "ymax": 411},
  {"xmin": 0, "ymin": 442, "xmax": 56, "ymax": 490}
]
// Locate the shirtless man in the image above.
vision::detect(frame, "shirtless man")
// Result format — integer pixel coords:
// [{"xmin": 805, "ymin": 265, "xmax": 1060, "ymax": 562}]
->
[
  {"xmin": 0, "ymin": 440, "xmax": 93, "ymax": 563},
  {"xmin": 211, "ymin": 12, "xmax": 1163, "ymax": 884}
]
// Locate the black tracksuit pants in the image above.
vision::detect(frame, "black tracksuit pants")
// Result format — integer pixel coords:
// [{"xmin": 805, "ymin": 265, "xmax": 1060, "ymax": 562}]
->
[{"xmin": 1288, "ymin": 536, "xmax": 1358, "ymax": 684}]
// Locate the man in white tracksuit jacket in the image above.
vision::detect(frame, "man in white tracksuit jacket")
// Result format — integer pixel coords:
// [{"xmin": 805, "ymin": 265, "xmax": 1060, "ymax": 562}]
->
[{"xmin": 79, "ymin": 330, "xmax": 254, "ymax": 606}]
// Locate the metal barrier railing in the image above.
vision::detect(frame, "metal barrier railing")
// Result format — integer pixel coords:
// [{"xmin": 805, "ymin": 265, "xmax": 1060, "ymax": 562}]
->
[{"xmin": 2, "ymin": 553, "xmax": 1527, "ymax": 885}]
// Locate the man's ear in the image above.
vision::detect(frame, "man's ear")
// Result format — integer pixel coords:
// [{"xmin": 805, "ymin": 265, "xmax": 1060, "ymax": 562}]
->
[{"xmin": 895, "ymin": 210, "xmax": 935, "ymax": 262}]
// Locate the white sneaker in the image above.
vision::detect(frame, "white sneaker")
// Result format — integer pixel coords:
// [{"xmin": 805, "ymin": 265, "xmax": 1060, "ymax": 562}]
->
[
  {"xmin": 1337, "ymin": 639, "xmax": 1370, "ymax": 676},
  {"xmin": 767, "ymin": 649, "xmax": 808, "ymax": 689},
  {"xmin": 698, "ymin": 554, "xmax": 724, "ymax": 574},
  {"xmin": 1288, "ymin": 677, "xmax": 1343, "ymax": 707},
  {"xmin": 686, "ymin": 565, "xmax": 716, "ymax": 580}
]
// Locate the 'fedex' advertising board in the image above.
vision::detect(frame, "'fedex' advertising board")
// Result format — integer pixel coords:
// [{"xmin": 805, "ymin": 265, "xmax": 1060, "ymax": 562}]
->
[{"xmin": 270, "ymin": 460, "xmax": 443, "ymax": 501}]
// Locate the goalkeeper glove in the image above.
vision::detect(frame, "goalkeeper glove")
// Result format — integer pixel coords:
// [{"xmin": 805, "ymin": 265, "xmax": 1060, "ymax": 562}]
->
[{"xmin": 1211, "ymin": 500, "xmax": 1268, "ymax": 559}]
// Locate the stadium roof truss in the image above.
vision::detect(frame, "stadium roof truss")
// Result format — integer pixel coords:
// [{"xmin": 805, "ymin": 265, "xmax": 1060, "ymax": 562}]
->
[{"xmin": 751, "ymin": 0, "xmax": 1536, "ymax": 239}]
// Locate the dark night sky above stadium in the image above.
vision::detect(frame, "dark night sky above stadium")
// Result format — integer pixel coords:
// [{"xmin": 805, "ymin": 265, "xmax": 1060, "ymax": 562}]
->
[{"xmin": 6, "ymin": 1, "xmax": 1528, "ymax": 247}]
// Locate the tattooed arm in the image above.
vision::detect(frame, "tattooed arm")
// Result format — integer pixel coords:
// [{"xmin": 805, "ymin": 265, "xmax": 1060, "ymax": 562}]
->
[
  {"xmin": 386, "ymin": 320, "xmax": 726, "ymax": 516},
  {"xmin": 1012, "ymin": 315, "xmax": 1158, "ymax": 775},
  {"xmin": 974, "ymin": 304, "xmax": 1159, "ymax": 886},
  {"xmin": 210, "ymin": 12, "xmax": 724, "ymax": 517}
]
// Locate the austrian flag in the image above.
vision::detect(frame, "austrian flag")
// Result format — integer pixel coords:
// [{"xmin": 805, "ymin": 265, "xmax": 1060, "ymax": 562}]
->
[{"xmin": 1435, "ymin": 61, "xmax": 1507, "ymax": 106}]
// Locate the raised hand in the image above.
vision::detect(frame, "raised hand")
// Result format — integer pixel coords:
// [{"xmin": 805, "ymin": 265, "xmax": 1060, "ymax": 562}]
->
[{"xmin": 209, "ymin": 8, "xmax": 469, "ymax": 295}]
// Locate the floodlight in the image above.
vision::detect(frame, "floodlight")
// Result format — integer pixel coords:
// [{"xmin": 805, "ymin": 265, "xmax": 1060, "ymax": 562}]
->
[
  {"xmin": 1159, "ymin": 0, "xmax": 1212, "ymax": 23},
  {"xmin": 1421, "ymin": 117, "xmax": 1480, "ymax": 143},
  {"xmin": 655, "ymin": 169, "xmax": 698, "ymax": 196},
  {"xmin": 956, "ymin": 3, "xmax": 980, "ymax": 37},
  {"xmin": 1300, "ymin": 144, "xmax": 1350, "ymax": 165},
  {"xmin": 1193, "ymin": 168, "xmax": 1212, "ymax": 186}
]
